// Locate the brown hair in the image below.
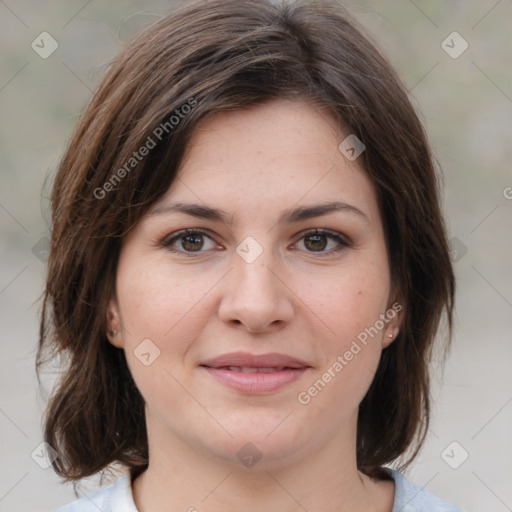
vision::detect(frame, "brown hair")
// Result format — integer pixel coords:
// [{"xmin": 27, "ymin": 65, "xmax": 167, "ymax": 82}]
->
[{"xmin": 37, "ymin": 0, "xmax": 455, "ymax": 481}]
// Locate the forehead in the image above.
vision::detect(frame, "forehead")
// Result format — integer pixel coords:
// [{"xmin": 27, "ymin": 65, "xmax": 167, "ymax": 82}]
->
[{"xmin": 154, "ymin": 99, "xmax": 379, "ymax": 223}]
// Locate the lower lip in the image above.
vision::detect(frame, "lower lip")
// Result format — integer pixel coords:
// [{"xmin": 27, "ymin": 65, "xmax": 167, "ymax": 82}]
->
[{"xmin": 202, "ymin": 367, "xmax": 309, "ymax": 393}]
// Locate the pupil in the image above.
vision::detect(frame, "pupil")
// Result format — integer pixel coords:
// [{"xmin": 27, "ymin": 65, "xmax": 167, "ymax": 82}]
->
[
  {"xmin": 183, "ymin": 234, "xmax": 203, "ymax": 251},
  {"xmin": 306, "ymin": 234, "xmax": 327, "ymax": 251}
]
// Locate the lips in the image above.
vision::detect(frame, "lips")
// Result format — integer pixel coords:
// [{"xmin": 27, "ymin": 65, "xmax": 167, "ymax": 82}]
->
[
  {"xmin": 200, "ymin": 352, "xmax": 310, "ymax": 369},
  {"xmin": 200, "ymin": 352, "xmax": 311, "ymax": 393},
  {"xmin": 223, "ymin": 366, "xmax": 288, "ymax": 373}
]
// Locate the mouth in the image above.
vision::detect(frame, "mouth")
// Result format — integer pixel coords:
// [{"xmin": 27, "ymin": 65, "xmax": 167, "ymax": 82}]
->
[
  {"xmin": 212, "ymin": 366, "xmax": 295, "ymax": 373},
  {"xmin": 199, "ymin": 352, "xmax": 311, "ymax": 393}
]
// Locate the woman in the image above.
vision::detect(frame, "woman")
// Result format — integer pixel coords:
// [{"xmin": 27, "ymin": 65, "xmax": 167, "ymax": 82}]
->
[{"xmin": 38, "ymin": 0, "xmax": 461, "ymax": 510}]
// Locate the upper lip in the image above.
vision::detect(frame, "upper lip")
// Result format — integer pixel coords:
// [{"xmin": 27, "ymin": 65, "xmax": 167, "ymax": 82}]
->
[{"xmin": 200, "ymin": 352, "xmax": 310, "ymax": 369}]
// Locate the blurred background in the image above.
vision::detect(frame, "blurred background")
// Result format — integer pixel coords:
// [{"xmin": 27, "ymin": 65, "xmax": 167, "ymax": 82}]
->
[{"xmin": 0, "ymin": 1, "xmax": 511, "ymax": 511}]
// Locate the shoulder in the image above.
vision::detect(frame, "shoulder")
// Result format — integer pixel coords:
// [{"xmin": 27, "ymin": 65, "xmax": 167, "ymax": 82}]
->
[
  {"xmin": 388, "ymin": 469, "xmax": 464, "ymax": 512},
  {"xmin": 54, "ymin": 472, "xmax": 138, "ymax": 512}
]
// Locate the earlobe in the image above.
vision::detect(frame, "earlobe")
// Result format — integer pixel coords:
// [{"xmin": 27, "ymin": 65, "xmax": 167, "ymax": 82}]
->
[
  {"xmin": 382, "ymin": 297, "xmax": 403, "ymax": 348},
  {"xmin": 106, "ymin": 298, "xmax": 123, "ymax": 348},
  {"xmin": 383, "ymin": 327, "xmax": 399, "ymax": 348}
]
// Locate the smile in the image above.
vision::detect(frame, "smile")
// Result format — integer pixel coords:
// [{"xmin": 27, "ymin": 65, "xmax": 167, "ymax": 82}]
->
[
  {"xmin": 199, "ymin": 352, "xmax": 311, "ymax": 393},
  {"xmin": 201, "ymin": 366, "xmax": 309, "ymax": 393}
]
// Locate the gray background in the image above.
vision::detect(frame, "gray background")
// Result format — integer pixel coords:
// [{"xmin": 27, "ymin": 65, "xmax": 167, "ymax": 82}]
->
[{"xmin": 1, "ymin": 1, "xmax": 511, "ymax": 511}]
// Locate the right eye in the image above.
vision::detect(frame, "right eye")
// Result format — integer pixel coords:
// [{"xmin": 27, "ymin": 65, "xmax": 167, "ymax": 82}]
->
[{"xmin": 161, "ymin": 229, "xmax": 222, "ymax": 256}]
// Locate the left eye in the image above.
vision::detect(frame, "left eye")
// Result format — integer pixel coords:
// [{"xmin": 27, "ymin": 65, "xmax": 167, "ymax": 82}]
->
[
  {"xmin": 161, "ymin": 229, "xmax": 349, "ymax": 256},
  {"xmin": 294, "ymin": 229, "xmax": 350, "ymax": 254}
]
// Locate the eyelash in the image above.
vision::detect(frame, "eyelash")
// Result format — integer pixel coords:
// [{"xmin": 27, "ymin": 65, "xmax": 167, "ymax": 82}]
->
[{"xmin": 160, "ymin": 228, "xmax": 351, "ymax": 257}]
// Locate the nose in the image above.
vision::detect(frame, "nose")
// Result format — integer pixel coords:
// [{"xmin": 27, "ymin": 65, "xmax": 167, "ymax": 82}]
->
[{"xmin": 218, "ymin": 253, "xmax": 295, "ymax": 334}]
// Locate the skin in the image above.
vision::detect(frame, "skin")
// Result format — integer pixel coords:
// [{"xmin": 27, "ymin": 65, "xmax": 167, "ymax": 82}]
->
[{"xmin": 107, "ymin": 98, "xmax": 401, "ymax": 512}]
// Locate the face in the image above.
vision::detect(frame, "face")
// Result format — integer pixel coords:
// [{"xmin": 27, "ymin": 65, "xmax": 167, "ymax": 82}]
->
[{"xmin": 108, "ymin": 98, "xmax": 400, "ymax": 469}]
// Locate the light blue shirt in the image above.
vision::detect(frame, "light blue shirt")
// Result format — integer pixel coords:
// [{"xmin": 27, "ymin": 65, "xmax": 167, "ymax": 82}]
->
[{"xmin": 55, "ymin": 469, "xmax": 463, "ymax": 511}]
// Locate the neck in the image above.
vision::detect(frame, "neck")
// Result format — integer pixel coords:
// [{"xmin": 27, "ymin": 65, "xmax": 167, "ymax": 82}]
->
[{"xmin": 132, "ymin": 414, "xmax": 394, "ymax": 512}]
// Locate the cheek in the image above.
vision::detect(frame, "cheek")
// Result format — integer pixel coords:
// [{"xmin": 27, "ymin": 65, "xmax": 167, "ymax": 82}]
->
[
  {"xmin": 115, "ymin": 257, "xmax": 219, "ymax": 379},
  {"xmin": 118, "ymin": 256, "xmax": 200, "ymax": 333},
  {"xmin": 297, "ymin": 257, "xmax": 390, "ymax": 403},
  {"xmin": 115, "ymin": 260, "xmax": 211, "ymax": 410},
  {"xmin": 305, "ymin": 259, "xmax": 390, "ymax": 347}
]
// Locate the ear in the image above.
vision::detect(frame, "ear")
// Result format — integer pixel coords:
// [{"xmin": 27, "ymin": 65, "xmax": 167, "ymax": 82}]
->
[
  {"xmin": 382, "ymin": 299, "xmax": 403, "ymax": 349},
  {"xmin": 106, "ymin": 296, "xmax": 124, "ymax": 349}
]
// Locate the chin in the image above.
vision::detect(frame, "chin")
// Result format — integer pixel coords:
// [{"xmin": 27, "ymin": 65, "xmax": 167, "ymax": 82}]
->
[{"xmin": 199, "ymin": 415, "xmax": 310, "ymax": 470}]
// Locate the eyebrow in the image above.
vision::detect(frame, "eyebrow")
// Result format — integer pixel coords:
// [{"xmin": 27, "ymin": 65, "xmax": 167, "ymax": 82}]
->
[{"xmin": 148, "ymin": 200, "xmax": 369, "ymax": 224}]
